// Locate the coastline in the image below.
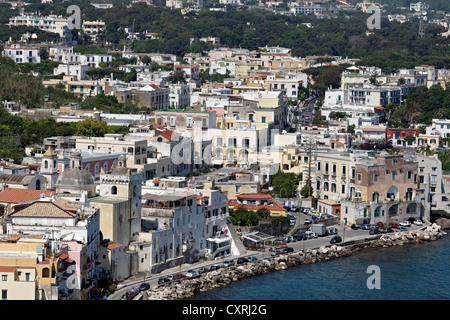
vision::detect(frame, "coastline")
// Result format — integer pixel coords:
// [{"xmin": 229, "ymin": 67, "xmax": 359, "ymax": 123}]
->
[{"xmin": 140, "ymin": 223, "xmax": 447, "ymax": 300}]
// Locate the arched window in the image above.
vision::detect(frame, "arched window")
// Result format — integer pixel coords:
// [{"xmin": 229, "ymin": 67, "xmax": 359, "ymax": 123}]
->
[
  {"xmin": 374, "ymin": 205, "xmax": 381, "ymax": 217},
  {"xmin": 111, "ymin": 186, "xmax": 117, "ymax": 195},
  {"xmin": 44, "ymin": 161, "xmax": 48, "ymax": 169},
  {"xmin": 372, "ymin": 192, "xmax": 379, "ymax": 203},
  {"xmin": 35, "ymin": 179, "xmax": 41, "ymax": 190},
  {"xmin": 331, "ymin": 183, "xmax": 336, "ymax": 193},
  {"xmin": 324, "ymin": 182, "xmax": 329, "ymax": 192},
  {"xmin": 42, "ymin": 267, "xmax": 50, "ymax": 278}
]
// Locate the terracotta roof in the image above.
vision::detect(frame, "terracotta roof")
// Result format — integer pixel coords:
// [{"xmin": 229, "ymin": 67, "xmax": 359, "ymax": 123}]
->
[
  {"xmin": 0, "ymin": 266, "xmax": 16, "ymax": 272},
  {"xmin": 106, "ymin": 242, "xmax": 123, "ymax": 250},
  {"xmin": 236, "ymin": 193, "xmax": 272, "ymax": 199},
  {"xmin": 10, "ymin": 201, "xmax": 76, "ymax": 218},
  {"xmin": 0, "ymin": 188, "xmax": 55, "ymax": 204},
  {"xmin": 229, "ymin": 200, "xmax": 285, "ymax": 212}
]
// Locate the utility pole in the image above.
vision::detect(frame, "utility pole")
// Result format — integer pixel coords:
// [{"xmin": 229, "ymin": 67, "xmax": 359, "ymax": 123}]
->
[{"xmin": 304, "ymin": 138, "xmax": 317, "ymax": 198}]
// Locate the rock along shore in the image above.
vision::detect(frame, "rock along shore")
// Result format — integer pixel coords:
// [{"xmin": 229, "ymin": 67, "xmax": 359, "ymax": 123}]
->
[{"xmin": 141, "ymin": 223, "xmax": 447, "ymax": 300}]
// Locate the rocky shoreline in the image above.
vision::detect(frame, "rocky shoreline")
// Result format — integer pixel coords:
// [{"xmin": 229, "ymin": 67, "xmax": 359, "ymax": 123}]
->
[{"xmin": 141, "ymin": 223, "xmax": 447, "ymax": 300}]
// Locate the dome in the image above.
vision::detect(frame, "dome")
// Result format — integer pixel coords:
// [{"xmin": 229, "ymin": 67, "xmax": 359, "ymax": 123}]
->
[{"xmin": 55, "ymin": 168, "xmax": 96, "ymax": 195}]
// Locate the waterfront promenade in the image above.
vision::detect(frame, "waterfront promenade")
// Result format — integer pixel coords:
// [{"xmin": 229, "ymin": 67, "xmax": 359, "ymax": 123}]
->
[{"xmin": 108, "ymin": 223, "xmax": 427, "ymax": 300}]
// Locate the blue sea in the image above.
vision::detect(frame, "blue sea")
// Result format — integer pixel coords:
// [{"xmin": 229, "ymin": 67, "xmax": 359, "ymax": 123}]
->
[{"xmin": 188, "ymin": 234, "xmax": 450, "ymax": 300}]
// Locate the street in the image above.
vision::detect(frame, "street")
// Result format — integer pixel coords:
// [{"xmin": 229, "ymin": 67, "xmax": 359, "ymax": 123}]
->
[{"xmin": 108, "ymin": 220, "xmax": 424, "ymax": 300}]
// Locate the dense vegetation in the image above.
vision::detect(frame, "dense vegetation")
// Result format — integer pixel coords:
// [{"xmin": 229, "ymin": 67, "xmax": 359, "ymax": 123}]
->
[
  {"xmin": 0, "ymin": 1, "xmax": 446, "ymax": 73},
  {"xmin": 388, "ymin": 85, "xmax": 450, "ymax": 127}
]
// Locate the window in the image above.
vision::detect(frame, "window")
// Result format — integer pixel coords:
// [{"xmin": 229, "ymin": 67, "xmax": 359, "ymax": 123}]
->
[
  {"xmin": 2, "ymin": 275, "xmax": 7, "ymax": 281},
  {"xmin": 262, "ymin": 117, "xmax": 266, "ymax": 123},
  {"xmin": 374, "ymin": 173, "xmax": 379, "ymax": 182},
  {"xmin": 1, "ymin": 290, "xmax": 6, "ymax": 299},
  {"xmin": 317, "ymin": 162, "xmax": 321, "ymax": 171}
]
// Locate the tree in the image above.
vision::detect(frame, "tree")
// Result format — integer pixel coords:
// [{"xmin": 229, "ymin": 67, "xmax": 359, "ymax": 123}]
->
[
  {"xmin": 166, "ymin": 70, "xmax": 187, "ymax": 84},
  {"xmin": 256, "ymin": 207, "xmax": 270, "ymax": 220},
  {"xmin": 76, "ymin": 118, "xmax": 109, "ymax": 137},
  {"xmin": 300, "ymin": 184, "xmax": 314, "ymax": 198}
]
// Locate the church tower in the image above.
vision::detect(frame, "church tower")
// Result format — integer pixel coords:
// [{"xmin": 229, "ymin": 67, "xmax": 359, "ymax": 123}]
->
[
  {"xmin": 40, "ymin": 146, "xmax": 59, "ymax": 190},
  {"xmin": 93, "ymin": 155, "xmax": 143, "ymax": 246}
]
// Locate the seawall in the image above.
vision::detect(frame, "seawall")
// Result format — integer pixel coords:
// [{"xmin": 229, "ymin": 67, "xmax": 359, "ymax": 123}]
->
[{"xmin": 140, "ymin": 223, "xmax": 447, "ymax": 300}]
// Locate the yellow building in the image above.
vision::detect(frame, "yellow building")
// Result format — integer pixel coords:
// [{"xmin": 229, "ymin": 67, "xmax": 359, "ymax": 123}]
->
[
  {"xmin": 0, "ymin": 236, "xmax": 58, "ymax": 300},
  {"xmin": 42, "ymin": 75, "xmax": 113, "ymax": 100}
]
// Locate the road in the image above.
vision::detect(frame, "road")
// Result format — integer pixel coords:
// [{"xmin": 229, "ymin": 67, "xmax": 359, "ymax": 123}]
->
[{"xmin": 109, "ymin": 221, "xmax": 424, "ymax": 300}]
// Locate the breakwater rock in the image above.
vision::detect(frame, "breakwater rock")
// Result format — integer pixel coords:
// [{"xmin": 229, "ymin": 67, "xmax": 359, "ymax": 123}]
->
[{"xmin": 142, "ymin": 223, "xmax": 446, "ymax": 300}]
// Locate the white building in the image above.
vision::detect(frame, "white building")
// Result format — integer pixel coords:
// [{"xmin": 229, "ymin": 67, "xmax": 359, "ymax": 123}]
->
[
  {"xmin": 53, "ymin": 64, "xmax": 90, "ymax": 79},
  {"xmin": 3, "ymin": 44, "xmax": 41, "ymax": 63},
  {"xmin": 169, "ymin": 83, "xmax": 191, "ymax": 108},
  {"xmin": 8, "ymin": 14, "xmax": 71, "ymax": 39},
  {"xmin": 80, "ymin": 54, "xmax": 113, "ymax": 68}
]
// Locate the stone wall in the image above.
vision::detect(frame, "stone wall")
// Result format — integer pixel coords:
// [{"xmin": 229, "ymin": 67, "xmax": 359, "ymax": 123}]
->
[{"xmin": 140, "ymin": 223, "xmax": 447, "ymax": 300}]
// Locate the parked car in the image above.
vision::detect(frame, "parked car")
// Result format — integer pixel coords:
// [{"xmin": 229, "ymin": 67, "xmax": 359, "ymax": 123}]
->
[
  {"xmin": 330, "ymin": 235, "xmax": 342, "ymax": 244},
  {"xmin": 369, "ymin": 228, "xmax": 381, "ymax": 235},
  {"xmin": 385, "ymin": 228, "xmax": 395, "ymax": 233},
  {"xmin": 414, "ymin": 220, "xmax": 423, "ymax": 226},
  {"xmin": 287, "ymin": 236, "xmax": 297, "ymax": 243},
  {"xmin": 282, "ymin": 247, "xmax": 294, "ymax": 253},
  {"xmin": 400, "ymin": 221, "xmax": 411, "ymax": 227},
  {"xmin": 158, "ymin": 277, "xmax": 170, "ymax": 285},
  {"xmin": 359, "ymin": 224, "xmax": 371, "ymax": 230},
  {"xmin": 198, "ymin": 267, "xmax": 209, "ymax": 274},
  {"xmin": 296, "ymin": 234, "xmax": 306, "ymax": 241},
  {"xmin": 223, "ymin": 260, "xmax": 235, "ymax": 267},
  {"xmin": 186, "ymin": 270, "xmax": 198, "ymax": 277},
  {"xmin": 390, "ymin": 222, "xmax": 399, "ymax": 228},
  {"xmin": 176, "ymin": 272, "xmax": 186, "ymax": 279},
  {"xmin": 210, "ymin": 265, "xmax": 221, "ymax": 271},
  {"xmin": 398, "ymin": 226, "xmax": 408, "ymax": 232},
  {"xmin": 351, "ymin": 224, "xmax": 359, "ymax": 230},
  {"xmin": 166, "ymin": 274, "xmax": 176, "ymax": 281},
  {"xmin": 237, "ymin": 257, "xmax": 249, "ymax": 264},
  {"xmin": 271, "ymin": 249, "xmax": 282, "ymax": 256},
  {"xmin": 138, "ymin": 282, "xmax": 150, "ymax": 292},
  {"xmin": 247, "ymin": 256, "xmax": 258, "ymax": 262},
  {"xmin": 328, "ymin": 227, "xmax": 338, "ymax": 235},
  {"xmin": 304, "ymin": 218, "xmax": 312, "ymax": 224},
  {"xmin": 121, "ymin": 294, "xmax": 129, "ymax": 300}
]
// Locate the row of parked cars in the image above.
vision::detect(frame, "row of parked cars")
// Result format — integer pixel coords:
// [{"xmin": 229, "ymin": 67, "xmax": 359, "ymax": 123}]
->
[
  {"xmin": 351, "ymin": 220, "xmax": 422, "ymax": 235},
  {"xmin": 157, "ymin": 256, "xmax": 260, "ymax": 285},
  {"xmin": 121, "ymin": 282, "xmax": 151, "ymax": 300}
]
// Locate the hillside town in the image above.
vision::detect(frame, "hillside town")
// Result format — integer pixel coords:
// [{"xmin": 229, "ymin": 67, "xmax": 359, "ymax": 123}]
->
[{"xmin": 0, "ymin": 0, "xmax": 449, "ymax": 301}]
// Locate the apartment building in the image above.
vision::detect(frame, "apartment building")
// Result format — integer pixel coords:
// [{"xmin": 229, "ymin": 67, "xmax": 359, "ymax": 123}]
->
[
  {"xmin": 42, "ymin": 75, "xmax": 113, "ymax": 100},
  {"xmin": 208, "ymin": 125, "xmax": 269, "ymax": 167},
  {"xmin": 168, "ymin": 83, "xmax": 191, "ymax": 108},
  {"xmin": 2, "ymin": 44, "xmax": 41, "ymax": 63},
  {"xmin": 75, "ymin": 134, "xmax": 148, "ymax": 169},
  {"xmin": 8, "ymin": 14, "xmax": 71, "ymax": 39},
  {"xmin": 137, "ymin": 187, "xmax": 231, "ymax": 272},
  {"xmin": 80, "ymin": 54, "xmax": 112, "ymax": 68},
  {"xmin": 154, "ymin": 109, "xmax": 216, "ymax": 141},
  {"xmin": 82, "ymin": 20, "xmax": 106, "ymax": 41},
  {"xmin": 0, "ymin": 236, "xmax": 57, "ymax": 300}
]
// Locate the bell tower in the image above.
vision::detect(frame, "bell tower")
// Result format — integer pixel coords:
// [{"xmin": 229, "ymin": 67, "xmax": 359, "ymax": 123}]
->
[
  {"xmin": 40, "ymin": 146, "xmax": 59, "ymax": 190},
  {"xmin": 95, "ymin": 155, "xmax": 143, "ymax": 245}
]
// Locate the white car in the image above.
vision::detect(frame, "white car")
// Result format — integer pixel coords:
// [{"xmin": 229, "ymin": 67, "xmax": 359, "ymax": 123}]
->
[
  {"xmin": 400, "ymin": 221, "xmax": 411, "ymax": 227},
  {"xmin": 413, "ymin": 220, "xmax": 423, "ymax": 226}
]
